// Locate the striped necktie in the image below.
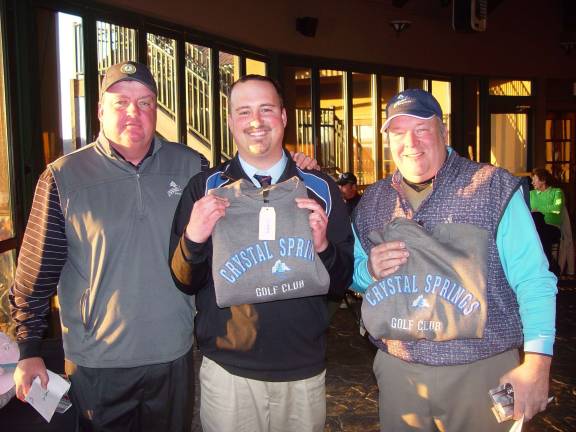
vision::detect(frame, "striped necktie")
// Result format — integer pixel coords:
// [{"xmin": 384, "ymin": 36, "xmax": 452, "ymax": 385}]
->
[{"xmin": 254, "ymin": 174, "xmax": 272, "ymax": 188}]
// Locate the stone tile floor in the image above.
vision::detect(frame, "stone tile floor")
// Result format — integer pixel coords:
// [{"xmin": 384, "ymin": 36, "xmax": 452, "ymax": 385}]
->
[{"xmin": 191, "ymin": 277, "xmax": 576, "ymax": 431}]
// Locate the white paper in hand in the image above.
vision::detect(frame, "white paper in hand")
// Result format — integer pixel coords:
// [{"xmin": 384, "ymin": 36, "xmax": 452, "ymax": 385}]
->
[{"xmin": 25, "ymin": 370, "xmax": 71, "ymax": 422}]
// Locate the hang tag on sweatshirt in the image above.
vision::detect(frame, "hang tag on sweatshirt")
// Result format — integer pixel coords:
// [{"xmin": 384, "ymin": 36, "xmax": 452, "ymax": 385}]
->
[{"xmin": 259, "ymin": 207, "xmax": 276, "ymax": 240}]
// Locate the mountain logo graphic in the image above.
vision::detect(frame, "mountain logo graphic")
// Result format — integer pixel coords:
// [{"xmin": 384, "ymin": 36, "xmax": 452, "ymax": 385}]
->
[
  {"xmin": 272, "ymin": 260, "xmax": 291, "ymax": 275},
  {"xmin": 411, "ymin": 295, "xmax": 430, "ymax": 309}
]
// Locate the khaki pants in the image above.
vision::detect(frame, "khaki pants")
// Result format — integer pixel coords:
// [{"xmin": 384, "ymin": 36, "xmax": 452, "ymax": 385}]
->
[
  {"xmin": 373, "ymin": 349, "xmax": 519, "ymax": 432},
  {"xmin": 199, "ymin": 356, "xmax": 326, "ymax": 432}
]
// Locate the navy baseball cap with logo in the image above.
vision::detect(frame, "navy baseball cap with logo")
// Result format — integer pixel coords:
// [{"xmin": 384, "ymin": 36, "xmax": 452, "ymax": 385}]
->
[
  {"xmin": 382, "ymin": 89, "xmax": 443, "ymax": 132},
  {"xmin": 100, "ymin": 61, "xmax": 157, "ymax": 96},
  {"xmin": 337, "ymin": 172, "xmax": 357, "ymax": 186}
]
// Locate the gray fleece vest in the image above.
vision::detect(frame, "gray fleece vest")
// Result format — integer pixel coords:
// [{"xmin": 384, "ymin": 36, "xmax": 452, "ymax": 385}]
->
[
  {"xmin": 209, "ymin": 177, "xmax": 330, "ymax": 307},
  {"xmin": 50, "ymin": 134, "xmax": 202, "ymax": 368},
  {"xmin": 355, "ymin": 150, "xmax": 523, "ymax": 366}
]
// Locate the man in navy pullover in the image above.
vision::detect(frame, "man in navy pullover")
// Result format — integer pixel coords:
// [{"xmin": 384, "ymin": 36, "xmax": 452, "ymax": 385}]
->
[{"xmin": 170, "ymin": 75, "xmax": 353, "ymax": 432}]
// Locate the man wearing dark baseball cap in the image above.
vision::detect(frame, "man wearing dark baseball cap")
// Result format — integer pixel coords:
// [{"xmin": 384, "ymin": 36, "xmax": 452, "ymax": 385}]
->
[
  {"xmin": 11, "ymin": 61, "xmax": 206, "ymax": 431},
  {"xmin": 336, "ymin": 172, "xmax": 361, "ymax": 216},
  {"xmin": 352, "ymin": 89, "xmax": 556, "ymax": 431},
  {"xmin": 100, "ymin": 60, "xmax": 158, "ymax": 96},
  {"xmin": 381, "ymin": 88, "xmax": 443, "ymax": 132},
  {"xmin": 336, "ymin": 171, "xmax": 357, "ymax": 186}
]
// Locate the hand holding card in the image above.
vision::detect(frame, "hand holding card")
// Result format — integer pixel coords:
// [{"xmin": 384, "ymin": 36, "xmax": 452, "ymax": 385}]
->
[{"xmin": 25, "ymin": 370, "xmax": 71, "ymax": 422}]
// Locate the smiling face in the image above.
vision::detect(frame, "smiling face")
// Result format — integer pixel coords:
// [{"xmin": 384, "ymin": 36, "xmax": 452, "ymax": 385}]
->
[
  {"xmin": 228, "ymin": 79, "xmax": 287, "ymax": 169},
  {"xmin": 387, "ymin": 115, "xmax": 447, "ymax": 183},
  {"xmin": 98, "ymin": 80, "xmax": 157, "ymax": 156}
]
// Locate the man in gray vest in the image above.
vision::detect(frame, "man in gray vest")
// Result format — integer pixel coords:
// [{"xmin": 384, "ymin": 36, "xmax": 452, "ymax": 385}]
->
[
  {"xmin": 352, "ymin": 89, "xmax": 557, "ymax": 431},
  {"xmin": 10, "ymin": 61, "xmax": 207, "ymax": 431}
]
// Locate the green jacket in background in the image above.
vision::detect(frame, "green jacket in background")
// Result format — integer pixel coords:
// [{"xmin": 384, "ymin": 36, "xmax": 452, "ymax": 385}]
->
[{"xmin": 530, "ymin": 187, "xmax": 564, "ymax": 226}]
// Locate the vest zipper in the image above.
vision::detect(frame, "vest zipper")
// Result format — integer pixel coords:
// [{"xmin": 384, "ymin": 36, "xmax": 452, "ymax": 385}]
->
[
  {"xmin": 135, "ymin": 172, "xmax": 144, "ymax": 217},
  {"xmin": 80, "ymin": 287, "xmax": 91, "ymax": 332}
]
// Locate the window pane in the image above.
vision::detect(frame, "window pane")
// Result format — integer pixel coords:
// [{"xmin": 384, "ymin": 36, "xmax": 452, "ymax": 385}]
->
[
  {"xmin": 489, "ymin": 80, "xmax": 531, "ymax": 96},
  {"xmin": 380, "ymin": 76, "xmax": 400, "ymax": 177},
  {"xmin": 185, "ymin": 43, "xmax": 211, "ymax": 161},
  {"xmin": 246, "ymin": 58, "xmax": 266, "ymax": 76},
  {"xmin": 545, "ymin": 117, "xmax": 572, "ymax": 183},
  {"xmin": 96, "ymin": 21, "xmax": 137, "ymax": 85},
  {"xmin": 0, "ymin": 250, "xmax": 16, "ymax": 337},
  {"xmin": 319, "ymin": 70, "xmax": 345, "ymax": 175},
  {"xmin": 55, "ymin": 13, "xmax": 87, "ymax": 156},
  {"xmin": 403, "ymin": 77, "xmax": 426, "ymax": 91},
  {"xmin": 148, "ymin": 34, "xmax": 178, "ymax": 142},
  {"xmin": 283, "ymin": 67, "xmax": 312, "ymax": 158},
  {"xmin": 0, "ymin": 14, "xmax": 13, "ymax": 241},
  {"xmin": 432, "ymin": 80, "xmax": 451, "ymax": 147},
  {"xmin": 219, "ymin": 52, "xmax": 240, "ymax": 161},
  {"xmin": 352, "ymin": 72, "xmax": 375, "ymax": 186},
  {"xmin": 490, "ymin": 113, "xmax": 527, "ymax": 175}
]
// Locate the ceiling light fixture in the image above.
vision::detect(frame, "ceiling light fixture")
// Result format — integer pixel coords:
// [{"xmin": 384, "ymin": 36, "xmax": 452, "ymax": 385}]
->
[{"xmin": 389, "ymin": 20, "xmax": 412, "ymax": 37}]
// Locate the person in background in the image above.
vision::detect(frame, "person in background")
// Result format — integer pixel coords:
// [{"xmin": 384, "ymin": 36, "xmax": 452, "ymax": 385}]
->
[
  {"xmin": 329, "ymin": 172, "xmax": 363, "ymax": 316},
  {"xmin": 337, "ymin": 172, "xmax": 362, "ymax": 216},
  {"xmin": 169, "ymin": 74, "xmax": 353, "ymax": 432},
  {"xmin": 10, "ymin": 61, "xmax": 207, "ymax": 431},
  {"xmin": 352, "ymin": 88, "xmax": 557, "ymax": 431},
  {"xmin": 530, "ymin": 167, "xmax": 565, "ymax": 271}
]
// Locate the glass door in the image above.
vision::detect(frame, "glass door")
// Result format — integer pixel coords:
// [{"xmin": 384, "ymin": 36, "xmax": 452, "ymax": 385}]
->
[
  {"xmin": 487, "ymin": 80, "xmax": 532, "ymax": 176},
  {"xmin": 545, "ymin": 112, "xmax": 575, "ymax": 224},
  {"xmin": 490, "ymin": 110, "xmax": 529, "ymax": 176}
]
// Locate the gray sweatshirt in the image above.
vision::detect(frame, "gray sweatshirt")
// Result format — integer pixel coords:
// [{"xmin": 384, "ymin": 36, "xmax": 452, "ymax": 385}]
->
[
  {"xmin": 361, "ymin": 218, "xmax": 489, "ymax": 342},
  {"xmin": 210, "ymin": 177, "xmax": 330, "ymax": 307}
]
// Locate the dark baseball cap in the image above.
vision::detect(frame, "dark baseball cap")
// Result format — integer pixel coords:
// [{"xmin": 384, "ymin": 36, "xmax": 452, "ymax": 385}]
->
[
  {"xmin": 382, "ymin": 89, "xmax": 442, "ymax": 132},
  {"xmin": 337, "ymin": 172, "xmax": 357, "ymax": 186},
  {"xmin": 100, "ymin": 61, "xmax": 157, "ymax": 96}
]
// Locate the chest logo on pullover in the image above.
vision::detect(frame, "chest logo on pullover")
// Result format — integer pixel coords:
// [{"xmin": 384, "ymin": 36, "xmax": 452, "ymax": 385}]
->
[{"xmin": 167, "ymin": 180, "xmax": 183, "ymax": 197}]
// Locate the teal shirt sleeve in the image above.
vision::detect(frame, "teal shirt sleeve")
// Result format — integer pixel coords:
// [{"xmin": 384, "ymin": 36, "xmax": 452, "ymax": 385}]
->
[
  {"xmin": 497, "ymin": 189, "xmax": 557, "ymax": 355},
  {"xmin": 351, "ymin": 225, "xmax": 373, "ymax": 293}
]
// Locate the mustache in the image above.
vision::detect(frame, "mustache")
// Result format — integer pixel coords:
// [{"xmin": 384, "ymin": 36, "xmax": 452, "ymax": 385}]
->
[{"xmin": 244, "ymin": 125, "xmax": 271, "ymax": 133}]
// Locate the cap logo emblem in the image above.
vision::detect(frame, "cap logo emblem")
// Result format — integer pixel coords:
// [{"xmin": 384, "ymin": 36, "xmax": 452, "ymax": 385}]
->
[
  {"xmin": 393, "ymin": 98, "xmax": 412, "ymax": 108},
  {"xmin": 120, "ymin": 63, "xmax": 137, "ymax": 74}
]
